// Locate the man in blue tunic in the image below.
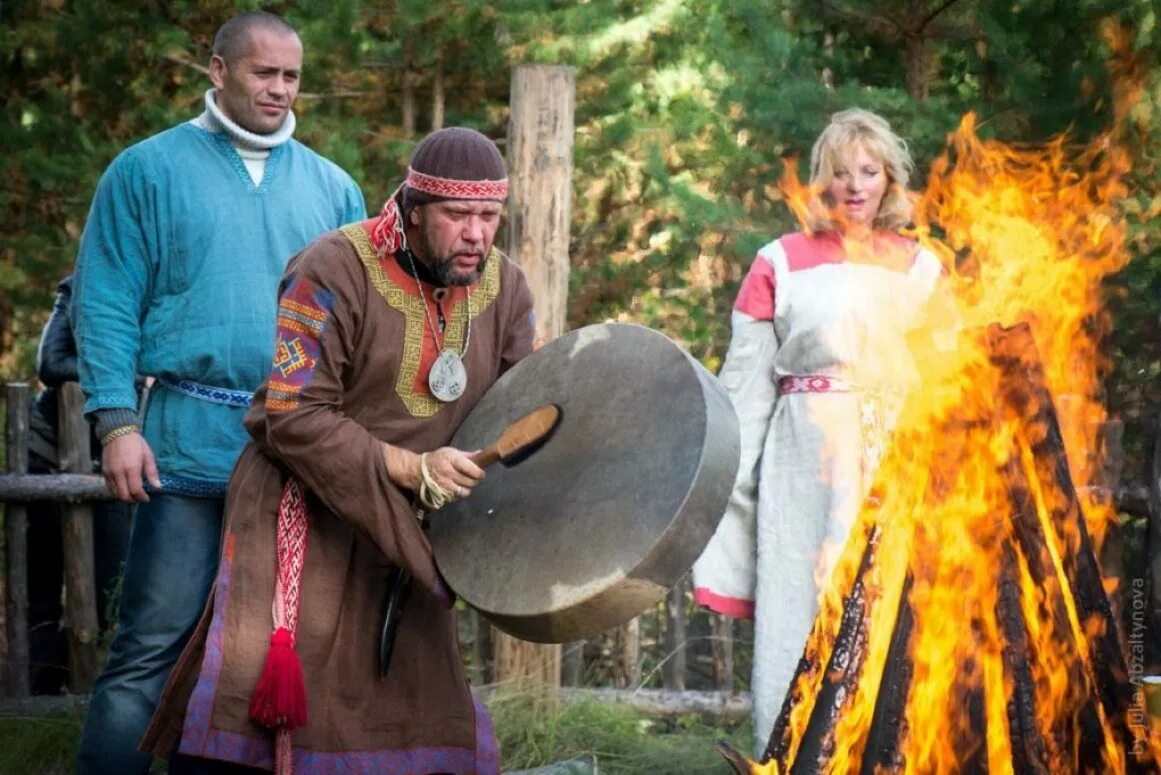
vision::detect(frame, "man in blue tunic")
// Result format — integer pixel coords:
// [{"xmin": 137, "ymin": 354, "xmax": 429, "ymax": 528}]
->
[{"xmin": 70, "ymin": 11, "xmax": 366, "ymax": 774}]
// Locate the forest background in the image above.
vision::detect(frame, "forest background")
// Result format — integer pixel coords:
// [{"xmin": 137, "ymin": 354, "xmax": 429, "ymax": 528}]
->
[{"xmin": 2, "ymin": 0, "xmax": 1161, "ymax": 691}]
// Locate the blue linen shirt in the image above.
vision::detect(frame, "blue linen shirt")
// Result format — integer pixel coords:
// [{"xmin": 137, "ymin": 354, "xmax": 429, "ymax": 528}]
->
[{"xmin": 72, "ymin": 122, "xmax": 366, "ymax": 495}]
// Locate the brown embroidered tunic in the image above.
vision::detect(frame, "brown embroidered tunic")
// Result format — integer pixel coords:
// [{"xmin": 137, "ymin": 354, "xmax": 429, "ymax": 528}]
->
[{"xmin": 143, "ymin": 221, "xmax": 535, "ymax": 773}]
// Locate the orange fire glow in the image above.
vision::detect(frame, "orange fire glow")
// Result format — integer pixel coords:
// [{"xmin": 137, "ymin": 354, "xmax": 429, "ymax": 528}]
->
[{"xmin": 741, "ymin": 103, "xmax": 1151, "ymax": 773}]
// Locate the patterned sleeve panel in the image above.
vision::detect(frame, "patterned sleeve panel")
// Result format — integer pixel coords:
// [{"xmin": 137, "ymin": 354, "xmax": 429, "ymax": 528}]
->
[
  {"xmin": 266, "ymin": 276, "xmax": 335, "ymax": 413},
  {"xmin": 257, "ymin": 240, "xmax": 444, "ymax": 601}
]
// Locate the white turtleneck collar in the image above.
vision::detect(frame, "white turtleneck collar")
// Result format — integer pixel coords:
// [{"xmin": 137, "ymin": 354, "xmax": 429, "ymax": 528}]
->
[
  {"xmin": 194, "ymin": 88, "xmax": 296, "ymax": 149},
  {"xmin": 191, "ymin": 89, "xmax": 297, "ymax": 184}
]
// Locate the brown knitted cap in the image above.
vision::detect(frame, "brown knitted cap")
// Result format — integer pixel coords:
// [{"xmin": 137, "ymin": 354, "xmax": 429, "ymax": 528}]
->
[
  {"xmin": 411, "ymin": 127, "xmax": 506, "ymax": 183},
  {"xmin": 401, "ymin": 127, "xmax": 508, "ymax": 213}
]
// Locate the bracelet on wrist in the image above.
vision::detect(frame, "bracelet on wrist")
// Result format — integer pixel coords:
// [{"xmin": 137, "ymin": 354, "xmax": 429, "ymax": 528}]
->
[{"xmin": 100, "ymin": 424, "xmax": 140, "ymax": 446}]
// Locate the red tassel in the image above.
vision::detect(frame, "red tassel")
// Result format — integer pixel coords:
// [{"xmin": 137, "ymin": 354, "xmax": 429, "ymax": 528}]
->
[{"xmin": 249, "ymin": 627, "xmax": 308, "ymax": 730}]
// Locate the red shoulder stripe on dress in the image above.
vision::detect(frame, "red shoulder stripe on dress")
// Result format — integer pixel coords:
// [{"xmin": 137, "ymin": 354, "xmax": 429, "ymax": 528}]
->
[{"xmin": 733, "ymin": 254, "xmax": 776, "ymax": 320}]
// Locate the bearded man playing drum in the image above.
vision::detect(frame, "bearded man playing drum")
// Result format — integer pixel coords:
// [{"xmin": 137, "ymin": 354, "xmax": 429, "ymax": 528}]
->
[{"xmin": 142, "ymin": 127, "xmax": 536, "ymax": 775}]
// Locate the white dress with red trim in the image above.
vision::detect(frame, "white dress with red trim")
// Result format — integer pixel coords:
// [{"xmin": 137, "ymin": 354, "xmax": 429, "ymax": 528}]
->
[{"xmin": 691, "ymin": 230, "xmax": 943, "ymax": 754}]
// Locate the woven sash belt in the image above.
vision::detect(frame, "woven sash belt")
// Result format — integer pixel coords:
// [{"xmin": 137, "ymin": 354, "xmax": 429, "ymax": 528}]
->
[
  {"xmin": 157, "ymin": 377, "xmax": 254, "ymax": 407},
  {"xmin": 777, "ymin": 375, "xmax": 855, "ymax": 395}
]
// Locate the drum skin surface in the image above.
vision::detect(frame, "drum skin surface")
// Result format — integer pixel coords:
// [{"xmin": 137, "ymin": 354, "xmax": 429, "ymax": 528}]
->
[{"xmin": 428, "ymin": 322, "xmax": 740, "ymax": 643}]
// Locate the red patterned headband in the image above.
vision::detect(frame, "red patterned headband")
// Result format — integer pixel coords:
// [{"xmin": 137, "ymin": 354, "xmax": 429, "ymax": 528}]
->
[{"xmin": 405, "ymin": 167, "xmax": 509, "ymax": 200}]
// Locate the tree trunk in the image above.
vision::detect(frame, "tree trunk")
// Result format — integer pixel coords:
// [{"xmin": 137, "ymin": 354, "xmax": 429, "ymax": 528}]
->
[
  {"xmin": 401, "ymin": 37, "xmax": 417, "ymax": 136},
  {"xmin": 904, "ymin": 34, "xmax": 937, "ymax": 101},
  {"xmin": 821, "ymin": 30, "xmax": 835, "ymax": 90},
  {"xmin": 58, "ymin": 384, "xmax": 99, "ymax": 692},
  {"xmin": 430, "ymin": 51, "xmax": 445, "ymax": 132},
  {"xmin": 3, "ymin": 383, "xmax": 30, "ymax": 698},
  {"xmin": 489, "ymin": 64, "xmax": 576, "ymax": 694}
]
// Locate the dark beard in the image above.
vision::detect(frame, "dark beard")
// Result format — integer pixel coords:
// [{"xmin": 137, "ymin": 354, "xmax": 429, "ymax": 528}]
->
[{"xmin": 433, "ymin": 251, "xmax": 488, "ymax": 287}]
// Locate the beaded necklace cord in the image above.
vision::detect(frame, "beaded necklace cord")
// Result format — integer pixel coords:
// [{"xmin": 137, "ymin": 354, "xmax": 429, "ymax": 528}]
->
[{"xmin": 405, "ymin": 250, "xmax": 473, "ymax": 356}]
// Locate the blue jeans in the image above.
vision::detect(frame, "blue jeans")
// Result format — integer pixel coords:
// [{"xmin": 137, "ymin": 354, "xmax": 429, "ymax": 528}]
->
[{"xmin": 77, "ymin": 493, "xmax": 224, "ymax": 775}]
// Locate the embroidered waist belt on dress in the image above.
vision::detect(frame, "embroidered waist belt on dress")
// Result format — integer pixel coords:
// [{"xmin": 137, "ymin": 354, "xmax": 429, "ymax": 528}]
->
[
  {"xmin": 157, "ymin": 377, "xmax": 254, "ymax": 407},
  {"xmin": 777, "ymin": 375, "xmax": 856, "ymax": 395}
]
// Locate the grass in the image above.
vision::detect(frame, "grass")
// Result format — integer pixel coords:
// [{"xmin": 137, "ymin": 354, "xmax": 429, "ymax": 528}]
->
[
  {"xmin": 0, "ymin": 710, "xmax": 83, "ymax": 775},
  {"xmin": 490, "ymin": 691, "xmax": 750, "ymax": 774},
  {"xmin": 0, "ymin": 695, "xmax": 750, "ymax": 775}
]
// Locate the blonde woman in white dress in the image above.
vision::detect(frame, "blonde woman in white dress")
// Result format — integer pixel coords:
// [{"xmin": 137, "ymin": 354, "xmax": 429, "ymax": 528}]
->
[{"xmin": 692, "ymin": 108, "xmax": 945, "ymax": 755}]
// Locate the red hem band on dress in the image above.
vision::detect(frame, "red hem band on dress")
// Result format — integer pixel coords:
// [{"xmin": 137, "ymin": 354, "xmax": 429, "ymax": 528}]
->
[{"xmin": 693, "ymin": 587, "xmax": 755, "ymax": 620}]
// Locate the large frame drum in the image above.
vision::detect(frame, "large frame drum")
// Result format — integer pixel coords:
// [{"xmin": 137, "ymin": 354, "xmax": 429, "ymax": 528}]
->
[{"xmin": 428, "ymin": 322, "xmax": 740, "ymax": 642}]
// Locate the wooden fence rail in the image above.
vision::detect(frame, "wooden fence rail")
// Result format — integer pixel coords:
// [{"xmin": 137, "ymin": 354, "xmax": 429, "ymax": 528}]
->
[{"xmin": 0, "ymin": 474, "xmax": 113, "ymax": 502}]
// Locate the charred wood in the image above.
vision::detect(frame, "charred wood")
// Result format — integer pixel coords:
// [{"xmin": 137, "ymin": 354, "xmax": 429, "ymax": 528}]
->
[
  {"xmin": 859, "ymin": 574, "xmax": 915, "ymax": 775},
  {"xmin": 717, "ymin": 740, "xmax": 755, "ymax": 775},
  {"xmin": 959, "ymin": 656, "xmax": 989, "ymax": 775},
  {"xmin": 989, "ymin": 322, "xmax": 1144, "ymax": 769},
  {"xmin": 793, "ymin": 526, "xmax": 883, "ymax": 774},
  {"xmin": 996, "ymin": 539, "xmax": 1052, "ymax": 775},
  {"xmin": 762, "ymin": 524, "xmax": 881, "ymax": 770},
  {"xmin": 1003, "ymin": 453, "xmax": 1107, "ymax": 771}
]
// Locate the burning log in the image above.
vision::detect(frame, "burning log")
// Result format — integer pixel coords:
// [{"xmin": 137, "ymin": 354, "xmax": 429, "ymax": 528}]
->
[
  {"xmin": 995, "ymin": 539, "xmax": 1053, "ymax": 775},
  {"xmin": 760, "ymin": 521, "xmax": 881, "ymax": 770},
  {"xmin": 779, "ymin": 525, "xmax": 881, "ymax": 773},
  {"xmin": 858, "ymin": 574, "xmax": 914, "ymax": 775}
]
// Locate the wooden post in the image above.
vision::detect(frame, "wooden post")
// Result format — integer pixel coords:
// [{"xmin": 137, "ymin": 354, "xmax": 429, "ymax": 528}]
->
[
  {"xmin": 710, "ymin": 613, "xmax": 734, "ymax": 691},
  {"xmin": 662, "ymin": 577, "xmax": 687, "ymax": 690},
  {"xmin": 58, "ymin": 383, "xmax": 100, "ymax": 691},
  {"xmin": 610, "ymin": 617, "xmax": 642, "ymax": 688},
  {"xmin": 506, "ymin": 64, "xmax": 574, "ymax": 342},
  {"xmin": 561, "ymin": 640, "xmax": 585, "ymax": 687},
  {"xmin": 492, "ymin": 64, "xmax": 575, "ymax": 695},
  {"xmin": 4, "ymin": 383, "xmax": 31, "ymax": 698},
  {"xmin": 469, "ymin": 609, "xmax": 492, "ymax": 685}
]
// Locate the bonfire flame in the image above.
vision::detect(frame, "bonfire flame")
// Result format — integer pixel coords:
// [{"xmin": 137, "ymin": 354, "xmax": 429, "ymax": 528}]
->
[{"xmin": 731, "ymin": 102, "xmax": 1152, "ymax": 774}]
